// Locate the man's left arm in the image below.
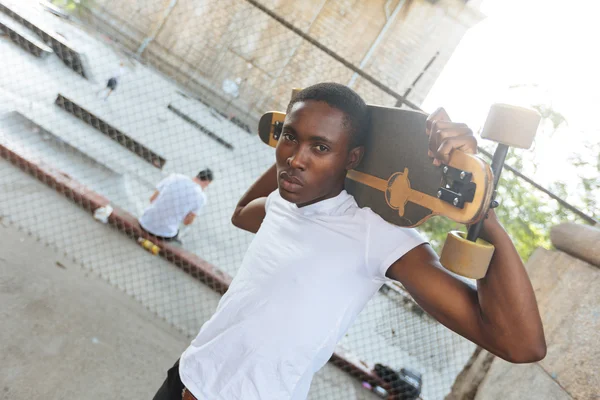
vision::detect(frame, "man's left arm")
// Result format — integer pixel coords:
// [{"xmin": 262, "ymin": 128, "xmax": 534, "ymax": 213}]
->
[
  {"xmin": 386, "ymin": 211, "xmax": 546, "ymax": 363},
  {"xmin": 385, "ymin": 107, "xmax": 546, "ymax": 363}
]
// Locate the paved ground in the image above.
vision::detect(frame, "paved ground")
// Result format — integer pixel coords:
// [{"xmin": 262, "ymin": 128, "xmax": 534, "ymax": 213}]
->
[{"xmin": 0, "ymin": 222, "xmax": 189, "ymax": 400}]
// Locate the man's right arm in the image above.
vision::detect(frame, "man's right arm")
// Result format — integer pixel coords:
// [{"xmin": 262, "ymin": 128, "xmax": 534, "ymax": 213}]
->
[{"xmin": 231, "ymin": 164, "xmax": 278, "ymax": 233}]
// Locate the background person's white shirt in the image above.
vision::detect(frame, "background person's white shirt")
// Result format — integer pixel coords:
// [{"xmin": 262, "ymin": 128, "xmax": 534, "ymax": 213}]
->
[
  {"xmin": 179, "ymin": 189, "xmax": 426, "ymax": 400},
  {"xmin": 112, "ymin": 65, "xmax": 127, "ymax": 80},
  {"xmin": 139, "ymin": 174, "xmax": 206, "ymax": 238}
]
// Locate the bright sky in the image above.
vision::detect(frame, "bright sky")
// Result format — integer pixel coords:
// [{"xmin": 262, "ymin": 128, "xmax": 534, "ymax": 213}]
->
[{"xmin": 422, "ymin": 0, "xmax": 599, "ymax": 194}]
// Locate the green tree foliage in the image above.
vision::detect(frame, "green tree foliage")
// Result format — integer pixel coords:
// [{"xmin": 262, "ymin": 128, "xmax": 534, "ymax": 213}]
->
[
  {"xmin": 567, "ymin": 141, "xmax": 599, "ymax": 220},
  {"xmin": 51, "ymin": 0, "xmax": 91, "ymax": 13}
]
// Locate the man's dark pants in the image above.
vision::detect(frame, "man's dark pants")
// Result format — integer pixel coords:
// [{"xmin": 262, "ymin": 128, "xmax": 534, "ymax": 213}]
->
[{"xmin": 153, "ymin": 359, "xmax": 185, "ymax": 400}]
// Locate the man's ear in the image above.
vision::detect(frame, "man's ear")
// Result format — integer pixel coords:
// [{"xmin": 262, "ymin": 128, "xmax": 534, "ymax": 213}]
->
[{"xmin": 346, "ymin": 146, "xmax": 364, "ymax": 170}]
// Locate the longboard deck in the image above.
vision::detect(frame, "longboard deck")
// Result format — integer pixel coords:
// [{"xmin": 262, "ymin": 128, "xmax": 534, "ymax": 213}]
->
[
  {"xmin": 258, "ymin": 105, "xmax": 493, "ymax": 228},
  {"xmin": 348, "ymin": 106, "xmax": 433, "ymax": 226}
]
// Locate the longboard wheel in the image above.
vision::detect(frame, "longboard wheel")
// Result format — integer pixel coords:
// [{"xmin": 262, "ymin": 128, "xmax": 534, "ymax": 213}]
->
[
  {"xmin": 440, "ymin": 231, "xmax": 494, "ymax": 279},
  {"xmin": 481, "ymin": 104, "xmax": 541, "ymax": 149}
]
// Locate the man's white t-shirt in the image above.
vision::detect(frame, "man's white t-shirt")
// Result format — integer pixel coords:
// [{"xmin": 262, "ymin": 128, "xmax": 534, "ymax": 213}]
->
[
  {"xmin": 179, "ymin": 189, "xmax": 426, "ymax": 399},
  {"xmin": 139, "ymin": 174, "xmax": 206, "ymax": 238}
]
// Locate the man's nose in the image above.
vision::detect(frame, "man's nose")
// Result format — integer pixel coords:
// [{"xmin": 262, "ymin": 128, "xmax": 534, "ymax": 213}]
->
[{"xmin": 287, "ymin": 146, "xmax": 308, "ymax": 171}]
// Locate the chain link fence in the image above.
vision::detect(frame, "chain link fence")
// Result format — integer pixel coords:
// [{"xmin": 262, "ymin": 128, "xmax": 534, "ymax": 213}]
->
[
  {"xmin": 76, "ymin": 0, "xmax": 482, "ymax": 128},
  {"xmin": 2, "ymin": 1, "xmax": 588, "ymax": 399}
]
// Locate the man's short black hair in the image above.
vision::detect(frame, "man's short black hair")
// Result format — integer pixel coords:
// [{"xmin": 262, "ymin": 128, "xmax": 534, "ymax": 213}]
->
[
  {"xmin": 286, "ymin": 82, "xmax": 369, "ymax": 148},
  {"xmin": 197, "ymin": 168, "xmax": 213, "ymax": 182}
]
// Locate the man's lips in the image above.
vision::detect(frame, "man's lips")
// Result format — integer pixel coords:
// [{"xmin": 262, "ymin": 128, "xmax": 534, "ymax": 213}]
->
[{"xmin": 279, "ymin": 171, "xmax": 303, "ymax": 191}]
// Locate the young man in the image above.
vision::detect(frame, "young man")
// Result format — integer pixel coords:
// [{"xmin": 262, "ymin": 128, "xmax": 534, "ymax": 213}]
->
[
  {"xmin": 139, "ymin": 169, "xmax": 213, "ymax": 241},
  {"xmin": 153, "ymin": 83, "xmax": 545, "ymax": 400}
]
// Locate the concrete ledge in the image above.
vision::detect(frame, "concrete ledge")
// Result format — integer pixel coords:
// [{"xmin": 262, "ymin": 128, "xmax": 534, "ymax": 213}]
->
[
  {"xmin": 0, "ymin": 12, "xmax": 53, "ymax": 57},
  {"xmin": 55, "ymin": 94, "xmax": 167, "ymax": 169},
  {"xmin": 168, "ymin": 104, "xmax": 234, "ymax": 150},
  {"xmin": 0, "ymin": 141, "xmax": 397, "ymax": 398},
  {"xmin": 0, "ymin": 2, "xmax": 88, "ymax": 78},
  {"xmin": 550, "ymin": 222, "xmax": 600, "ymax": 267},
  {"xmin": 475, "ymin": 360, "xmax": 570, "ymax": 400},
  {"xmin": 527, "ymin": 248, "xmax": 600, "ymax": 399},
  {"xmin": 473, "ymin": 247, "xmax": 600, "ymax": 400}
]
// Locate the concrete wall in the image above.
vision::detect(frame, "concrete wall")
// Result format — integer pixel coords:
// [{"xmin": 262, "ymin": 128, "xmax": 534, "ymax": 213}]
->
[
  {"xmin": 79, "ymin": 0, "xmax": 483, "ymax": 128},
  {"xmin": 475, "ymin": 239, "xmax": 600, "ymax": 400}
]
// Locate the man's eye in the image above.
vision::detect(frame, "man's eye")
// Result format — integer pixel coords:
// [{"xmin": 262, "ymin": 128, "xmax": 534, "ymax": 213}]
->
[
  {"xmin": 315, "ymin": 144, "xmax": 330, "ymax": 153},
  {"xmin": 282, "ymin": 132, "xmax": 296, "ymax": 142}
]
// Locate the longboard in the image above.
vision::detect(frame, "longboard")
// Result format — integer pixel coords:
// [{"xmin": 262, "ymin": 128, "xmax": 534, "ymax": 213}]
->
[{"xmin": 258, "ymin": 105, "xmax": 493, "ymax": 228}]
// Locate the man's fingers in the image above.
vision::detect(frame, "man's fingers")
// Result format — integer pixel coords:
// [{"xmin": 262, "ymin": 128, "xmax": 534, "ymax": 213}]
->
[
  {"xmin": 428, "ymin": 125, "xmax": 473, "ymax": 158},
  {"xmin": 428, "ymin": 120, "xmax": 460, "ymax": 138},
  {"xmin": 434, "ymin": 136, "xmax": 478, "ymax": 166},
  {"xmin": 426, "ymin": 108, "xmax": 477, "ymax": 166},
  {"xmin": 426, "ymin": 107, "xmax": 451, "ymax": 135}
]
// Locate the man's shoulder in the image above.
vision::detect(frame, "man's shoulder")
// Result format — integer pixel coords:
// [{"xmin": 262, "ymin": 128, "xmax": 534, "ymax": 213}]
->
[
  {"xmin": 352, "ymin": 204, "xmax": 383, "ymax": 225},
  {"xmin": 170, "ymin": 173, "xmax": 190, "ymax": 181},
  {"xmin": 353, "ymin": 204, "xmax": 420, "ymax": 237},
  {"xmin": 159, "ymin": 174, "xmax": 198, "ymax": 195},
  {"xmin": 161, "ymin": 173, "xmax": 187, "ymax": 184},
  {"xmin": 170, "ymin": 174, "xmax": 197, "ymax": 188}
]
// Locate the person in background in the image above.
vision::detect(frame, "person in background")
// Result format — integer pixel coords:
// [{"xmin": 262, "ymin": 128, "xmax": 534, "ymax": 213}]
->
[
  {"xmin": 97, "ymin": 61, "xmax": 127, "ymax": 101},
  {"xmin": 139, "ymin": 169, "xmax": 213, "ymax": 241}
]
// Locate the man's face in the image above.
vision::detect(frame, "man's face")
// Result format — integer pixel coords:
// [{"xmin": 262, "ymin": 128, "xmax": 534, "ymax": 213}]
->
[{"xmin": 275, "ymin": 100, "xmax": 362, "ymax": 207}]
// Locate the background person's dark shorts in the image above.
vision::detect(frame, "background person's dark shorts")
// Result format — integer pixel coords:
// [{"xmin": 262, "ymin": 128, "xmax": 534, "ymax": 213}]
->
[
  {"xmin": 106, "ymin": 77, "xmax": 118, "ymax": 90},
  {"xmin": 138, "ymin": 222, "xmax": 178, "ymax": 242}
]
